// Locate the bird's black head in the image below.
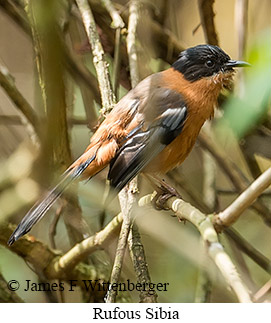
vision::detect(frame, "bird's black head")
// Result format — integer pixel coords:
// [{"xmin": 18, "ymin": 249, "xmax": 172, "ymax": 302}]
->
[{"xmin": 172, "ymin": 44, "xmax": 250, "ymax": 82}]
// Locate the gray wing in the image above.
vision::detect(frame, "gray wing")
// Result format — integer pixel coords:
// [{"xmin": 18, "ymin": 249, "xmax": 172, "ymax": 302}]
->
[{"xmin": 108, "ymin": 92, "xmax": 187, "ymax": 192}]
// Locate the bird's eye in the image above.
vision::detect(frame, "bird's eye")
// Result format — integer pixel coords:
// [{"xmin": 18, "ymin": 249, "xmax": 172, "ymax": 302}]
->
[{"xmin": 206, "ymin": 60, "xmax": 215, "ymax": 68}]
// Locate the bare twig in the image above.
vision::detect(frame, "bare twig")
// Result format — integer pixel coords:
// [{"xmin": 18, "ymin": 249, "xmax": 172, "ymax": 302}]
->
[
  {"xmin": 89, "ymin": 0, "xmax": 185, "ymax": 65},
  {"xmin": 76, "ymin": 0, "xmax": 116, "ymax": 116},
  {"xmin": 217, "ymin": 189, "xmax": 271, "ymax": 197},
  {"xmin": 1, "ymin": 0, "xmax": 101, "ymax": 107},
  {"xmin": 0, "ymin": 0, "xmax": 31, "ymax": 34},
  {"xmin": 226, "ymin": 231, "xmax": 256, "ymax": 293},
  {"xmin": 202, "ymin": 131, "xmax": 217, "ymax": 211},
  {"xmin": 139, "ymin": 194, "xmax": 252, "ymax": 303},
  {"xmin": 197, "ymin": 0, "xmax": 219, "ymax": 45},
  {"xmin": 199, "ymin": 131, "xmax": 247, "ymax": 191},
  {"xmin": 0, "ymin": 64, "xmax": 40, "ymax": 137},
  {"xmin": 195, "ymin": 124, "xmax": 216, "ymax": 302},
  {"xmin": 224, "ymin": 227, "xmax": 271, "ymax": 275},
  {"xmin": 235, "ymin": 0, "xmax": 259, "ymax": 180},
  {"xmin": 253, "ymin": 280, "xmax": 271, "ymax": 302},
  {"xmin": 126, "ymin": 0, "xmax": 140, "ymax": 88},
  {"xmin": 106, "ymin": 188, "xmax": 135, "ymax": 303},
  {"xmin": 27, "ymin": 0, "xmax": 92, "ymax": 248},
  {"xmin": 199, "ymin": 131, "xmax": 271, "ymax": 224},
  {"xmin": 194, "ymin": 241, "xmax": 212, "ymax": 303},
  {"xmin": 27, "ymin": 0, "xmax": 72, "ymax": 170},
  {"xmin": 0, "ymin": 115, "xmax": 90, "ymax": 126},
  {"xmin": 48, "ymin": 213, "xmax": 122, "ymax": 274},
  {"xmin": 0, "ymin": 222, "xmax": 107, "ymax": 286},
  {"xmin": 0, "ymin": 272, "xmax": 23, "ymax": 303},
  {"xmin": 101, "ymin": 0, "xmax": 125, "ymax": 98},
  {"xmin": 64, "ymin": 44, "xmax": 101, "ymax": 105},
  {"xmin": 101, "ymin": 0, "xmax": 125, "ymax": 29},
  {"xmin": 215, "ymin": 168, "xmax": 271, "ymax": 228},
  {"xmin": 49, "ymin": 204, "xmax": 64, "ymax": 249},
  {"xmin": 235, "ymin": 0, "xmax": 248, "ymax": 66},
  {"xmin": 168, "ymin": 171, "xmax": 212, "ymax": 214},
  {"xmin": 112, "ymin": 27, "xmax": 122, "ymax": 99},
  {"xmin": 68, "ymin": 14, "xmax": 99, "ymax": 129},
  {"xmin": 1, "ymin": 219, "xmax": 131, "ymax": 302},
  {"xmin": 128, "ymin": 223, "xmax": 158, "ymax": 303},
  {"xmin": 170, "ymin": 170, "xmax": 271, "ymax": 276}
]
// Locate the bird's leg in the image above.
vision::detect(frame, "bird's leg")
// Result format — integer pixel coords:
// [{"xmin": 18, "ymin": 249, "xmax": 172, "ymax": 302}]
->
[{"xmin": 143, "ymin": 174, "xmax": 181, "ymax": 210}]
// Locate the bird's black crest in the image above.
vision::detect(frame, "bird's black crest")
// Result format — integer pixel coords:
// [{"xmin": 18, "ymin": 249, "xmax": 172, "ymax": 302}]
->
[{"xmin": 172, "ymin": 44, "xmax": 231, "ymax": 82}]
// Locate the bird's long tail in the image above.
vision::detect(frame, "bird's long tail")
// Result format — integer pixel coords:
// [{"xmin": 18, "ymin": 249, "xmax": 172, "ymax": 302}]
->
[{"xmin": 8, "ymin": 155, "xmax": 96, "ymax": 246}]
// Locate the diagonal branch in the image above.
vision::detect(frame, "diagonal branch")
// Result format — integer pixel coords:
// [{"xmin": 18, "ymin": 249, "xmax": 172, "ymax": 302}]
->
[
  {"xmin": 197, "ymin": 0, "xmax": 219, "ymax": 45},
  {"xmin": 126, "ymin": 0, "xmax": 140, "ymax": 88},
  {"xmin": 106, "ymin": 188, "xmax": 134, "ymax": 303},
  {"xmin": 101, "ymin": 0, "xmax": 125, "ymax": 29},
  {"xmin": 139, "ymin": 194, "xmax": 252, "ymax": 303},
  {"xmin": 215, "ymin": 167, "xmax": 271, "ymax": 228},
  {"xmin": 0, "ymin": 63, "xmax": 40, "ymax": 137},
  {"xmin": 0, "ymin": 272, "xmax": 23, "ymax": 303},
  {"xmin": 0, "ymin": 222, "xmax": 107, "ymax": 286},
  {"xmin": 128, "ymin": 223, "xmax": 158, "ymax": 302},
  {"xmin": 50, "ymin": 213, "xmax": 122, "ymax": 274},
  {"xmin": 75, "ymin": 0, "xmax": 116, "ymax": 116},
  {"xmin": 100, "ymin": 0, "xmax": 125, "ymax": 99},
  {"xmin": 169, "ymin": 169, "xmax": 271, "ymax": 276},
  {"xmin": 199, "ymin": 131, "xmax": 271, "ymax": 224},
  {"xmin": 224, "ymin": 227, "xmax": 271, "ymax": 275}
]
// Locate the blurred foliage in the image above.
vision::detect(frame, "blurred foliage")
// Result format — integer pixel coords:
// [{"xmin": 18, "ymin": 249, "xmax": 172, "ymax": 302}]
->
[{"xmin": 218, "ymin": 30, "xmax": 271, "ymax": 139}]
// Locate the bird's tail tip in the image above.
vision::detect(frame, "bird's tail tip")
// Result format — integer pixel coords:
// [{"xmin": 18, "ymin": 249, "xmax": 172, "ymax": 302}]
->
[
  {"xmin": 7, "ymin": 235, "xmax": 16, "ymax": 246},
  {"xmin": 7, "ymin": 233, "xmax": 21, "ymax": 246},
  {"xmin": 7, "ymin": 156, "xmax": 96, "ymax": 245}
]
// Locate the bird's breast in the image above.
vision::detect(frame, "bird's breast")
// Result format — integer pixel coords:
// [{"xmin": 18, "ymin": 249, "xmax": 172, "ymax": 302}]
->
[
  {"xmin": 144, "ymin": 68, "xmax": 223, "ymax": 174},
  {"xmin": 144, "ymin": 114, "xmax": 204, "ymax": 174}
]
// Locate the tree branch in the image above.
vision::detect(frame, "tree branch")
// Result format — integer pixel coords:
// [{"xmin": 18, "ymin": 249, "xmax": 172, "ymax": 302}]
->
[
  {"xmin": 106, "ymin": 189, "xmax": 134, "ymax": 303},
  {"xmin": 125, "ymin": 0, "xmax": 156, "ymax": 304},
  {"xmin": 139, "ymin": 194, "xmax": 252, "ymax": 303},
  {"xmin": 75, "ymin": 0, "xmax": 116, "ymax": 116},
  {"xmin": 128, "ymin": 223, "xmax": 158, "ymax": 302},
  {"xmin": 235, "ymin": 0, "xmax": 248, "ymax": 65},
  {"xmin": 224, "ymin": 227, "xmax": 271, "ymax": 275},
  {"xmin": 0, "ymin": 63, "xmax": 40, "ymax": 137},
  {"xmin": 88, "ymin": 0, "xmax": 185, "ymax": 65},
  {"xmin": 194, "ymin": 241, "xmax": 212, "ymax": 303},
  {"xmin": 199, "ymin": 131, "xmax": 271, "ymax": 224},
  {"xmin": 0, "ymin": 222, "xmax": 108, "ymax": 285},
  {"xmin": 101, "ymin": 0, "xmax": 125, "ymax": 98},
  {"xmin": 197, "ymin": 0, "xmax": 219, "ymax": 45},
  {"xmin": 106, "ymin": 1, "xmax": 142, "ymax": 303},
  {"xmin": 51, "ymin": 213, "xmax": 122, "ymax": 274},
  {"xmin": 195, "ymin": 123, "xmax": 216, "ymax": 302},
  {"xmin": 215, "ymin": 167, "xmax": 271, "ymax": 228},
  {"xmin": 126, "ymin": 0, "xmax": 140, "ymax": 88},
  {"xmin": 0, "ymin": 272, "xmax": 23, "ymax": 303},
  {"xmin": 101, "ymin": 0, "xmax": 125, "ymax": 29}
]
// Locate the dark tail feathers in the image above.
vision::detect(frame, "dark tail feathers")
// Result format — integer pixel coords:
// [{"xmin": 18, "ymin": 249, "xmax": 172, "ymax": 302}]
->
[{"xmin": 8, "ymin": 156, "xmax": 95, "ymax": 246}]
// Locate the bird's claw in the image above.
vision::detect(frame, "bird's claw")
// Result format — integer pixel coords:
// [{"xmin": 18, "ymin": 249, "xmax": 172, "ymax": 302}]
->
[{"xmin": 152, "ymin": 183, "xmax": 181, "ymax": 210}]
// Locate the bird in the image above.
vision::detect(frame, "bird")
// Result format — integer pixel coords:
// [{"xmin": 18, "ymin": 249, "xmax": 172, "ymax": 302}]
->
[{"xmin": 8, "ymin": 44, "xmax": 250, "ymax": 245}]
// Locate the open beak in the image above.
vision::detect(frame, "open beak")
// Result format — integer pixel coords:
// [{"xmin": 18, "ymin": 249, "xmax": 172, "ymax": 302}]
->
[{"xmin": 225, "ymin": 60, "xmax": 251, "ymax": 69}]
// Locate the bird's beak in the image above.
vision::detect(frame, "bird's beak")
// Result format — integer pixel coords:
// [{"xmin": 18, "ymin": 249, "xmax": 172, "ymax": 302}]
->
[{"xmin": 225, "ymin": 60, "xmax": 251, "ymax": 69}]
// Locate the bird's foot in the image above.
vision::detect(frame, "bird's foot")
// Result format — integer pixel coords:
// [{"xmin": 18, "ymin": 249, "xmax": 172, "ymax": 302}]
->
[{"xmin": 152, "ymin": 179, "xmax": 181, "ymax": 211}]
